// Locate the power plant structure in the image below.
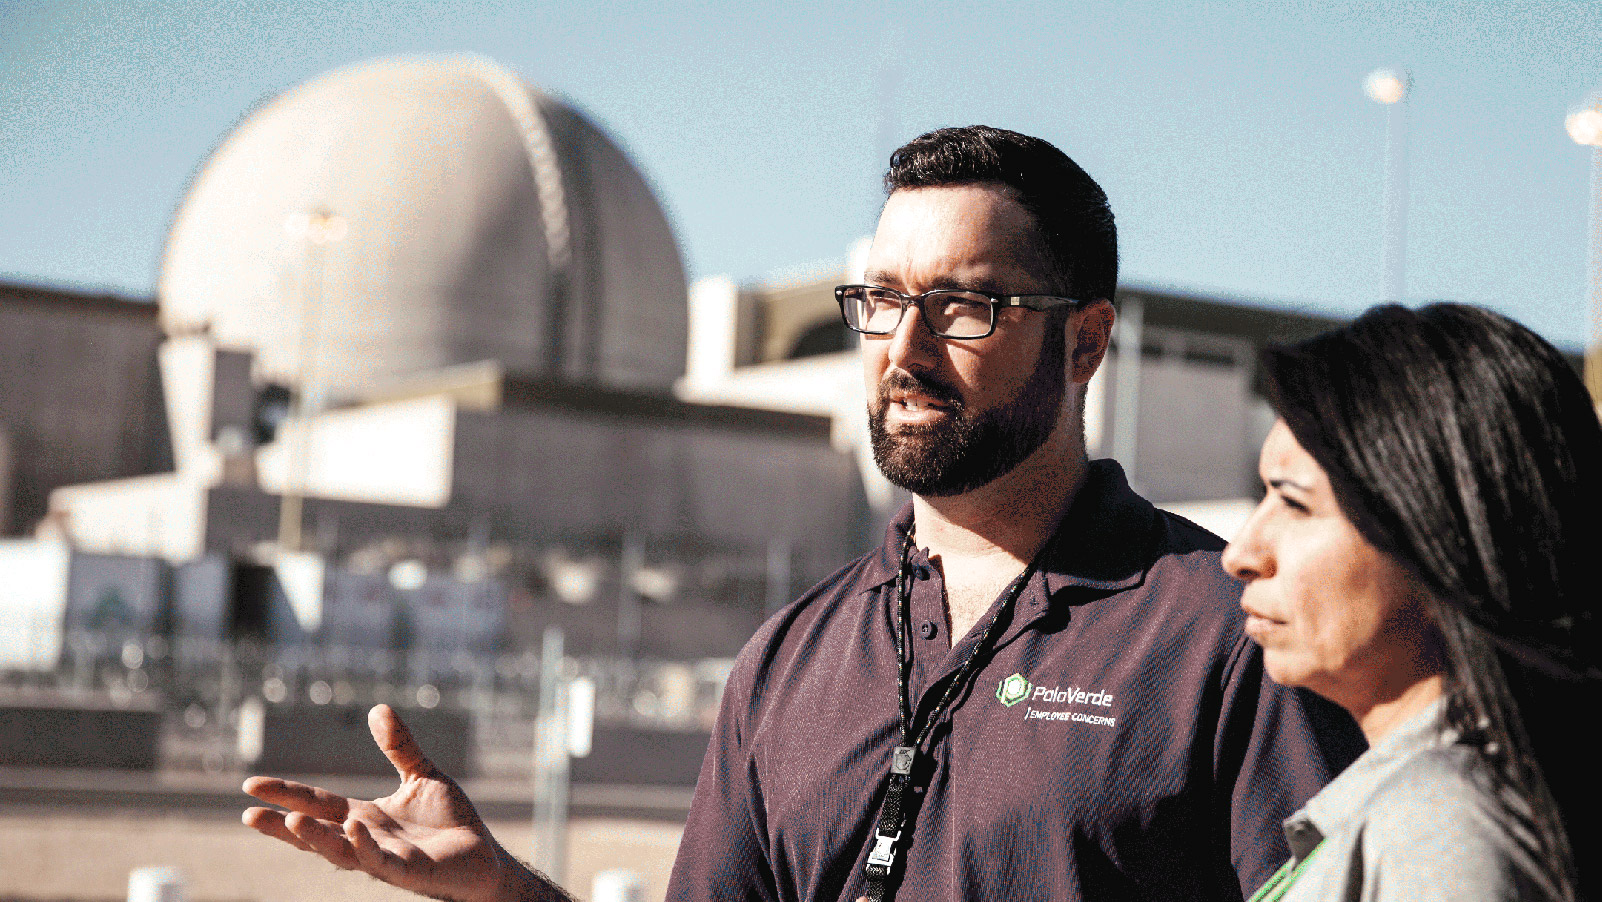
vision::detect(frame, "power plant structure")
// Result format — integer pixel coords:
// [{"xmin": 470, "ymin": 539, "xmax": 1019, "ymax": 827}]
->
[
  {"xmin": 0, "ymin": 56, "xmax": 870, "ymax": 784},
  {"xmin": 7, "ymin": 56, "xmax": 867, "ymax": 669},
  {"xmin": 2, "ymin": 54, "xmax": 1403, "ymax": 786}
]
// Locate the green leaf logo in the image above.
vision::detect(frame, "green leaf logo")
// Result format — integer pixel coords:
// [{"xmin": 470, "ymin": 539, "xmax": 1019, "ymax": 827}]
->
[{"xmin": 996, "ymin": 673, "xmax": 1031, "ymax": 707}]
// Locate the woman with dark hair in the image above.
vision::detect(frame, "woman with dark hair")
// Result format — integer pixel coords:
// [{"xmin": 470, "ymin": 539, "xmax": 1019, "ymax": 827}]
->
[{"xmin": 1221, "ymin": 302, "xmax": 1600, "ymax": 901}]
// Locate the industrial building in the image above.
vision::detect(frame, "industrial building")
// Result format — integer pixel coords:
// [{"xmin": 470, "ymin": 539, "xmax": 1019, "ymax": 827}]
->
[
  {"xmin": 3, "ymin": 56, "xmax": 869, "ymax": 675},
  {"xmin": 1, "ymin": 54, "xmax": 1388, "ymax": 788},
  {"xmin": 0, "ymin": 282, "xmax": 168, "ymax": 537}
]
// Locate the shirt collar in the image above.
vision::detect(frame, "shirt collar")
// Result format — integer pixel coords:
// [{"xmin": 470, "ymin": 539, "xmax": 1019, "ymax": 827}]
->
[
  {"xmin": 1038, "ymin": 459, "xmax": 1159, "ymax": 597},
  {"xmin": 1282, "ymin": 697, "xmax": 1448, "ymax": 861},
  {"xmin": 858, "ymin": 460, "xmax": 1159, "ymax": 598},
  {"xmin": 861, "ymin": 501, "xmax": 917, "ymax": 590}
]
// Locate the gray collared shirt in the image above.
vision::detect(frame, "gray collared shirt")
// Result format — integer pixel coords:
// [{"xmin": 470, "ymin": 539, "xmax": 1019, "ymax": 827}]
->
[{"xmin": 1277, "ymin": 699, "xmax": 1565, "ymax": 901}]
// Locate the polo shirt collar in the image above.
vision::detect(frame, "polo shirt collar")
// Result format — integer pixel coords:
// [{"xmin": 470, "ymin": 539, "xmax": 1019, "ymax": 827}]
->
[
  {"xmin": 862, "ymin": 502, "xmax": 917, "ymax": 590},
  {"xmin": 1038, "ymin": 459, "xmax": 1159, "ymax": 596},
  {"xmin": 1282, "ymin": 697, "xmax": 1448, "ymax": 862},
  {"xmin": 859, "ymin": 459, "xmax": 1159, "ymax": 597}
]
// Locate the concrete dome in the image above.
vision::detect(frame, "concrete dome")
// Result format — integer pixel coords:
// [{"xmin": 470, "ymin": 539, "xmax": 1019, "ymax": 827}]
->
[{"xmin": 160, "ymin": 55, "xmax": 687, "ymax": 397}]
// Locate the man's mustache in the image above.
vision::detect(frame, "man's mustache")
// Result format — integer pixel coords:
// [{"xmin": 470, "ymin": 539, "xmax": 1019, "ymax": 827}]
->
[{"xmin": 876, "ymin": 369, "xmax": 964, "ymax": 410}]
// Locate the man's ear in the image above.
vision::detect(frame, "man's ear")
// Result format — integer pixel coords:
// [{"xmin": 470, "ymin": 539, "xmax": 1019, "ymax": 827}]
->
[{"xmin": 1068, "ymin": 299, "xmax": 1115, "ymax": 385}]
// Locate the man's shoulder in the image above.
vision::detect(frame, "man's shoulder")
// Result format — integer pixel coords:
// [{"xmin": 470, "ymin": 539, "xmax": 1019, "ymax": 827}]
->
[
  {"xmin": 1145, "ymin": 508, "xmax": 1239, "ymax": 596},
  {"xmin": 773, "ymin": 548, "xmax": 882, "ymax": 626},
  {"xmin": 1152, "ymin": 506, "xmax": 1228, "ymax": 555},
  {"xmin": 1056, "ymin": 495, "xmax": 1254, "ymax": 693},
  {"xmin": 1048, "ymin": 461, "xmax": 1236, "ymax": 599},
  {"xmin": 723, "ymin": 549, "xmax": 883, "ymax": 686}
]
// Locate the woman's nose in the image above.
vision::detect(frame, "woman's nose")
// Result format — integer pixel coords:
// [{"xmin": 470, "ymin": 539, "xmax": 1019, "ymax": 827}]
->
[{"xmin": 1221, "ymin": 509, "xmax": 1273, "ymax": 582}]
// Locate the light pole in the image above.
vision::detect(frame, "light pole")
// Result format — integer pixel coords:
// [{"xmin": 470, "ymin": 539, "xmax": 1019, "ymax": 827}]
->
[
  {"xmin": 1365, "ymin": 68, "xmax": 1411, "ymax": 303},
  {"xmin": 277, "ymin": 209, "xmax": 347, "ymax": 553},
  {"xmin": 533, "ymin": 626, "xmax": 569, "ymax": 884},
  {"xmin": 1566, "ymin": 99, "xmax": 1602, "ymax": 402}
]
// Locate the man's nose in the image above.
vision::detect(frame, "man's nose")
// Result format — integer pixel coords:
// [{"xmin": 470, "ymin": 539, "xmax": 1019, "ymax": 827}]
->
[{"xmin": 886, "ymin": 303, "xmax": 940, "ymax": 372}]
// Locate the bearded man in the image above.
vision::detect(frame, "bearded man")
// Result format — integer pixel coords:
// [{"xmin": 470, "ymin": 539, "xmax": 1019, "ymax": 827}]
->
[{"xmin": 244, "ymin": 126, "xmax": 1362, "ymax": 902}]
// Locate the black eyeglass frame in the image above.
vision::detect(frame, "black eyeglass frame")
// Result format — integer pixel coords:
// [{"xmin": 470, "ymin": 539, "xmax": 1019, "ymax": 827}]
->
[{"xmin": 834, "ymin": 284, "xmax": 1088, "ymax": 340}]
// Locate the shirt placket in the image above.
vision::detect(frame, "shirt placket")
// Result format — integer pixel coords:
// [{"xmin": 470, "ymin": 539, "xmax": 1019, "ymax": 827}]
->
[
  {"xmin": 904, "ymin": 555, "xmax": 949, "ymax": 705},
  {"xmin": 901, "ymin": 555, "xmax": 1057, "ymax": 732}
]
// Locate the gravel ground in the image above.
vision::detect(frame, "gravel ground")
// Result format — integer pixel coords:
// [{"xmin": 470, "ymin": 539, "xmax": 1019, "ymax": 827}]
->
[{"xmin": 0, "ymin": 810, "xmax": 683, "ymax": 902}]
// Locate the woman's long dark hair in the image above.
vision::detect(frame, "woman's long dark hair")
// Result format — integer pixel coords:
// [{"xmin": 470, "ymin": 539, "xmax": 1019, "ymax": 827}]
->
[{"xmin": 1261, "ymin": 303, "xmax": 1601, "ymax": 899}]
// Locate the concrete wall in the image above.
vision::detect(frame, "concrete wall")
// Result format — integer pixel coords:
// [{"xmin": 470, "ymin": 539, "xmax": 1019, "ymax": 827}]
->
[
  {"xmin": 244, "ymin": 703, "xmax": 472, "ymax": 777},
  {"xmin": 201, "ymin": 397, "xmax": 865, "ymax": 594},
  {"xmin": 50, "ymin": 474, "xmax": 208, "ymax": 562},
  {"xmin": 238, "ymin": 706, "xmax": 706, "ymax": 786},
  {"xmin": 570, "ymin": 726, "xmax": 709, "ymax": 787},
  {"xmin": 0, "ymin": 538, "xmax": 71, "ymax": 670},
  {"xmin": 448, "ymin": 401, "xmax": 865, "ymax": 583},
  {"xmin": 1097, "ymin": 327, "xmax": 1262, "ymax": 504},
  {"xmin": 0, "ymin": 283, "xmax": 168, "ymax": 535},
  {"xmin": 754, "ymin": 279, "xmax": 845, "ymax": 363},
  {"xmin": 254, "ymin": 394, "xmax": 456, "ymax": 508},
  {"xmin": 0, "ymin": 700, "xmax": 162, "ymax": 769}
]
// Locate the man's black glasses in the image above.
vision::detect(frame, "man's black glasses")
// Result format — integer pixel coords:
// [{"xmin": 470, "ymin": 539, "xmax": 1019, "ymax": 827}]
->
[{"xmin": 835, "ymin": 284, "xmax": 1085, "ymax": 340}]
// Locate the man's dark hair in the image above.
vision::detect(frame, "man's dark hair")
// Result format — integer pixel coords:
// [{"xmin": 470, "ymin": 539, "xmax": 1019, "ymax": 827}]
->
[
  {"xmin": 1262, "ymin": 302, "xmax": 1602, "ymax": 899},
  {"xmin": 884, "ymin": 125, "xmax": 1117, "ymax": 301}
]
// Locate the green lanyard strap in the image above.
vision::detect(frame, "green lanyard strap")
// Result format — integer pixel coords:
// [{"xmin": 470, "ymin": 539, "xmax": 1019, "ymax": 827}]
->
[{"xmin": 1248, "ymin": 841, "xmax": 1324, "ymax": 902}]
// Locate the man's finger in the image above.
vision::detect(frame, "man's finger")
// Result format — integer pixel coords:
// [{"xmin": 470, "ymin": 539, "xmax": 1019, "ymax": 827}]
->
[
  {"xmin": 285, "ymin": 811, "xmax": 361, "ymax": 871},
  {"xmin": 242, "ymin": 806, "xmax": 317, "ymax": 854},
  {"xmin": 243, "ymin": 775, "xmax": 353, "ymax": 822},
  {"xmin": 347, "ymin": 817, "xmax": 413, "ymax": 884},
  {"xmin": 369, "ymin": 704, "xmax": 439, "ymax": 781}
]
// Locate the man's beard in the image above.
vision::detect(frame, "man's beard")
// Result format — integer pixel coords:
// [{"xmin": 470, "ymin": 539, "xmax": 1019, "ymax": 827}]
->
[{"xmin": 868, "ymin": 327, "xmax": 1068, "ymax": 497}]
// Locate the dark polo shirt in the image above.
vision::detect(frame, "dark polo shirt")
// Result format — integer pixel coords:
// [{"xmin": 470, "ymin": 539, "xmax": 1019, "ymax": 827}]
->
[{"xmin": 668, "ymin": 460, "xmax": 1363, "ymax": 902}]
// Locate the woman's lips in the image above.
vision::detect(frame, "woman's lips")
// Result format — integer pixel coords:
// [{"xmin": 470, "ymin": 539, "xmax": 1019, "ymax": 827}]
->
[{"xmin": 1240, "ymin": 605, "xmax": 1284, "ymax": 641}]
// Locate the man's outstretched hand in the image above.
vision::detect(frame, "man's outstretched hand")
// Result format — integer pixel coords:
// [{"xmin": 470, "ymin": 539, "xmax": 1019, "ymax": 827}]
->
[{"xmin": 242, "ymin": 703, "xmax": 570, "ymax": 902}]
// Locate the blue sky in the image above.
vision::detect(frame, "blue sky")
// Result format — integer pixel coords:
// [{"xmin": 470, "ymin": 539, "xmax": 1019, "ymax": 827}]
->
[{"xmin": 2, "ymin": 0, "xmax": 1599, "ymax": 345}]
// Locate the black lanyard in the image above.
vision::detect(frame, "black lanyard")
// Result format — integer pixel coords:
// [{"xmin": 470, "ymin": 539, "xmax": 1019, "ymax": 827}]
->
[{"xmin": 860, "ymin": 531, "xmax": 1041, "ymax": 902}]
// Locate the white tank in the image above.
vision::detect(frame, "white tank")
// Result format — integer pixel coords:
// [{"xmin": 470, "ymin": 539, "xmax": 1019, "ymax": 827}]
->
[{"xmin": 159, "ymin": 55, "xmax": 687, "ymax": 397}]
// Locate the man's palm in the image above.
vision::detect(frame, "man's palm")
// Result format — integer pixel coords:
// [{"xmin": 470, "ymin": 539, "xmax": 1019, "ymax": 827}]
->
[{"xmin": 242, "ymin": 704, "xmax": 545, "ymax": 902}]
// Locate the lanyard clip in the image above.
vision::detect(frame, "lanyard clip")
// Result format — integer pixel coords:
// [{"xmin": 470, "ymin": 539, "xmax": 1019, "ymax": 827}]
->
[
  {"xmin": 867, "ymin": 828, "xmax": 902, "ymax": 869},
  {"xmin": 866, "ymin": 748, "xmax": 915, "ymax": 876}
]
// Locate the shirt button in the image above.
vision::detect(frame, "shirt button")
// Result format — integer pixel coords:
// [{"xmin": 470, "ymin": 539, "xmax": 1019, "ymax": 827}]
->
[{"xmin": 919, "ymin": 620, "xmax": 938, "ymax": 640}]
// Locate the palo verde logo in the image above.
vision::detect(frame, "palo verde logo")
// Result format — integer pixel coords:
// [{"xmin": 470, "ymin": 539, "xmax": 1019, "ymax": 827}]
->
[{"xmin": 996, "ymin": 673, "xmax": 1032, "ymax": 707}]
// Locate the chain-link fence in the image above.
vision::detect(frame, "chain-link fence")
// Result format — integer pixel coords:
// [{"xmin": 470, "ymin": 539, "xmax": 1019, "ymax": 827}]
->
[{"xmin": 0, "ymin": 626, "xmax": 730, "ymax": 779}]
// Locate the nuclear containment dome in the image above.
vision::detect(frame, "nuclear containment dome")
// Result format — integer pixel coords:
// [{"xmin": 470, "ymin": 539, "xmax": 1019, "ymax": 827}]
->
[{"xmin": 160, "ymin": 55, "xmax": 688, "ymax": 397}]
